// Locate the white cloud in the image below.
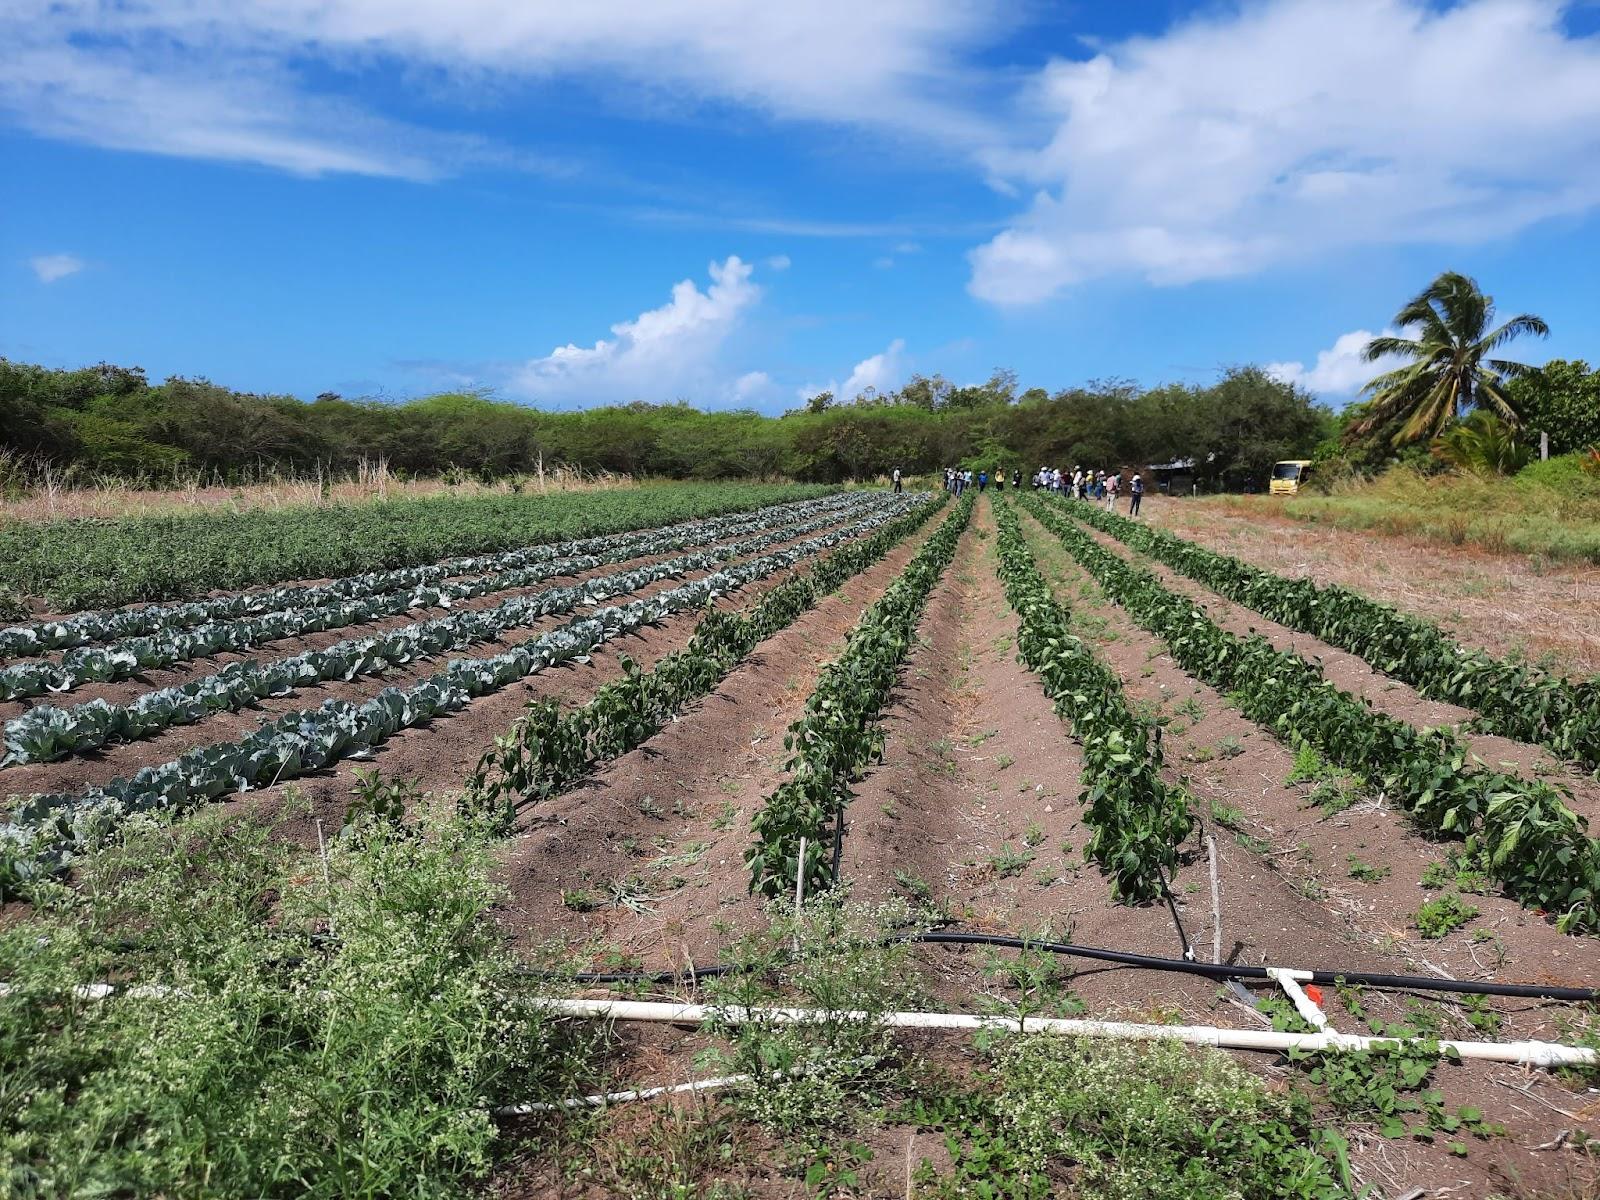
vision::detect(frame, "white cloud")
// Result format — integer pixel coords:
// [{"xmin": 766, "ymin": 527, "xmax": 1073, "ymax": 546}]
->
[
  {"xmin": 730, "ymin": 370, "xmax": 776, "ymax": 403},
  {"xmin": 796, "ymin": 339, "xmax": 909, "ymax": 405},
  {"xmin": 1266, "ymin": 328, "xmax": 1408, "ymax": 396},
  {"xmin": 29, "ymin": 253, "xmax": 85, "ymax": 283},
  {"xmin": 509, "ymin": 255, "xmax": 762, "ymax": 405},
  {"xmin": 765, "ymin": 255, "xmax": 792, "ymax": 271},
  {"xmin": 971, "ymin": 0, "xmax": 1600, "ymax": 304},
  {"xmin": 841, "ymin": 339, "xmax": 908, "ymax": 399},
  {"xmin": 0, "ymin": 0, "xmax": 1004, "ymax": 178}
]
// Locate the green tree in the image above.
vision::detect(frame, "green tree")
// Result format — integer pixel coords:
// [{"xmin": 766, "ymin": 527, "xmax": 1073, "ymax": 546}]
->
[
  {"xmin": 1352, "ymin": 271, "xmax": 1548, "ymax": 446},
  {"xmin": 1505, "ymin": 360, "xmax": 1600, "ymax": 455}
]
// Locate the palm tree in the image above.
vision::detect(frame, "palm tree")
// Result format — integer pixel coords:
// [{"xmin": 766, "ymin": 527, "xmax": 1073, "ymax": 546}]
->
[{"xmin": 1352, "ymin": 271, "xmax": 1548, "ymax": 445}]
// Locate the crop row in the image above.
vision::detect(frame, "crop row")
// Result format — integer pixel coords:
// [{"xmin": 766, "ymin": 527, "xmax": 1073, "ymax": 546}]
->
[
  {"xmin": 993, "ymin": 498, "xmax": 1191, "ymax": 903},
  {"xmin": 0, "ymin": 490, "xmax": 862, "ymax": 662},
  {"xmin": 746, "ymin": 493, "xmax": 975, "ymax": 899},
  {"xmin": 1017, "ymin": 492, "xmax": 1600, "ymax": 933},
  {"xmin": 0, "ymin": 481, "xmax": 838, "ymax": 612},
  {"xmin": 1057, "ymin": 496, "xmax": 1600, "ymax": 773},
  {"xmin": 463, "ymin": 494, "xmax": 947, "ymax": 820},
  {"xmin": 0, "ymin": 492, "xmax": 875, "ymax": 700},
  {"xmin": 0, "ymin": 505, "xmax": 913, "ymax": 889},
  {"xmin": 1, "ymin": 497, "xmax": 914, "ymax": 768}
]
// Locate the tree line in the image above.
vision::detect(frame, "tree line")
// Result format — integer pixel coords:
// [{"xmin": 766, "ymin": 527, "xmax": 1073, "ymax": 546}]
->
[{"xmin": 0, "ymin": 358, "xmax": 1336, "ymax": 490}]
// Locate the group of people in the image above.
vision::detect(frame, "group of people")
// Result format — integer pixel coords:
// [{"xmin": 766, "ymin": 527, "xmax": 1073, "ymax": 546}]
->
[
  {"xmin": 940, "ymin": 466, "xmax": 1022, "ymax": 495},
  {"xmin": 1031, "ymin": 465, "xmax": 1145, "ymax": 516},
  {"xmin": 911, "ymin": 463, "xmax": 1144, "ymax": 516}
]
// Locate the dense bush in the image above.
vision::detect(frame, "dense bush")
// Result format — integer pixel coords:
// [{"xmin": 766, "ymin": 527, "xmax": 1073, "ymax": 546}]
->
[{"xmin": 2, "ymin": 357, "xmax": 1331, "ymax": 490}]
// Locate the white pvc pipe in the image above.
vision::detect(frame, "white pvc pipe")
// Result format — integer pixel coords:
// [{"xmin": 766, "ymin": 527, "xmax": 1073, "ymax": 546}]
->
[
  {"xmin": 1266, "ymin": 967, "xmax": 1329, "ymax": 1031},
  {"xmin": 495, "ymin": 1073, "xmax": 753, "ymax": 1115},
  {"xmin": 538, "ymin": 997, "xmax": 1599, "ymax": 1070}
]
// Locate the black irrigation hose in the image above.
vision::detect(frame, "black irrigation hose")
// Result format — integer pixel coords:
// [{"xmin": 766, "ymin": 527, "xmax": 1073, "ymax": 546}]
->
[{"xmin": 548, "ymin": 929, "xmax": 1600, "ymax": 1003}]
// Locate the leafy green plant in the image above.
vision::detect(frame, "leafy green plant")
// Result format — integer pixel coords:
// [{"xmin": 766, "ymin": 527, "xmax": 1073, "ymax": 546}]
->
[
  {"xmin": 0, "ymin": 803, "xmax": 590, "ymax": 1197},
  {"xmin": 747, "ymin": 496, "xmax": 973, "ymax": 898},
  {"xmin": 1347, "ymin": 856, "xmax": 1389, "ymax": 882},
  {"xmin": 1022, "ymin": 491, "xmax": 1600, "ymax": 933},
  {"xmin": 990, "ymin": 498, "xmax": 1193, "ymax": 904},
  {"xmin": 1054, "ymin": 486, "xmax": 1600, "ymax": 776},
  {"xmin": 1415, "ymin": 891, "xmax": 1479, "ymax": 939}
]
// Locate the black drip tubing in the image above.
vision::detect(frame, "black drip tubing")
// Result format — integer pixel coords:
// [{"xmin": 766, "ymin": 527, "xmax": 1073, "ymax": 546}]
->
[{"xmin": 549, "ymin": 929, "xmax": 1600, "ymax": 1003}]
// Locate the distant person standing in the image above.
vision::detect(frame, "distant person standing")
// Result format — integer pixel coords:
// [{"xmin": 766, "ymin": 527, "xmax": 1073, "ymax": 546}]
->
[
  {"xmin": 1104, "ymin": 473, "xmax": 1119, "ymax": 511},
  {"xmin": 978, "ymin": 469, "xmax": 988, "ymax": 492},
  {"xmin": 1129, "ymin": 472, "xmax": 1144, "ymax": 516},
  {"xmin": 994, "ymin": 468, "xmax": 1004, "ymax": 493},
  {"xmin": 892, "ymin": 466, "xmax": 903, "ymax": 494},
  {"xmin": 1011, "ymin": 469, "xmax": 1020, "ymax": 490}
]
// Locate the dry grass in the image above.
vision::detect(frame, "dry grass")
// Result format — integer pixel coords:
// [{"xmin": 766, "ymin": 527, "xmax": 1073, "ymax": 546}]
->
[
  {"xmin": 0, "ymin": 453, "xmax": 632, "ymax": 524},
  {"xmin": 1255, "ymin": 462, "xmax": 1600, "ymax": 564}
]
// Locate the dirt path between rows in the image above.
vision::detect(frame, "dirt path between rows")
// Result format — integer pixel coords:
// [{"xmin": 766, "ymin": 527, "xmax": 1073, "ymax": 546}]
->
[
  {"xmin": 1015, "ymin": 501, "xmax": 1600, "ymax": 1199},
  {"xmin": 1068, "ymin": 506, "xmax": 1600, "ymax": 822},
  {"xmin": 1147, "ymin": 496, "xmax": 1600, "ymax": 677},
  {"xmin": 492, "ymin": 514, "xmax": 948, "ymax": 972},
  {"xmin": 840, "ymin": 500, "xmax": 1210, "ymax": 1019}
]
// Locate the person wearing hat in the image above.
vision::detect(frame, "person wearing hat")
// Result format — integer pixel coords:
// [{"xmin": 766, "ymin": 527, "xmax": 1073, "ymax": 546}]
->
[{"xmin": 1129, "ymin": 471, "xmax": 1145, "ymax": 516}]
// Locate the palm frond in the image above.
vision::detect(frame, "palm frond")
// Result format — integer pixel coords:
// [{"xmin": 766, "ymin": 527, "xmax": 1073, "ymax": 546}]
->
[
  {"xmin": 1475, "ymin": 378, "xmax": 1521, "ymax": 425},
  {"xmin": 1484, "ymin": 358, "xmax": 1540, "ymax": 380},
  {"xmin": 1477, "ymin": 314, "xmax": 1550, "ymax": 355},
  {"xmin": 1361, "ymin": 335, "xmax": 1424, "ymax": 362}
]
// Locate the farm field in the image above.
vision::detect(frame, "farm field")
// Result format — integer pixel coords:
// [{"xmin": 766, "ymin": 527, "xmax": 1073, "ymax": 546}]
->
[
  {"xmin": 4, "ymin": 485, "xmax": 1600, "ymax": 1199},
  {"xmin": 1148, "ymin": 493, "xmax": 1600, "ymax": 676}
]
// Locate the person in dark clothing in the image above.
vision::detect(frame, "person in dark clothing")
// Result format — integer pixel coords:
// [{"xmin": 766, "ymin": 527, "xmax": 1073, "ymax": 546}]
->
[
  {"xmin": 1129, "ymin": 472, "xmax": 1144, "ymax": 516},
  {"xmin": 892, "ymin": 466, "xmax": 903, "ymax": 494},
  {"xmin": 1011, "ymin": 469, "xmax": 1020, "ymax": 490}
]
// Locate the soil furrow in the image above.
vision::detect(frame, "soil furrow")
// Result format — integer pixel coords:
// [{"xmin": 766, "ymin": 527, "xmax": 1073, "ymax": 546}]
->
[
  {"xmin": 491, "ymin": 515, "xmax": 948, "ymax": 970},
  {"xmin": 1015, "ymin": 503, "xmax": 1600, "ymax": 995},
  {"xmin": 1147, "ymin": 498, "xmax": 1600, "ymax": 677},
  {"xmin": 1070, "ymin": 510, "xmax": 1600, "ymax": 821}
]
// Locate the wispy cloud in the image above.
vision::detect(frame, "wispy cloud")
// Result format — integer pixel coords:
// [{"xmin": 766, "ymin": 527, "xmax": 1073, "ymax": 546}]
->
[
  {"xmin": 29, "ymin": 253, "xmax": 85, "ymax": 283},
  {"xmin": 0, "ymin": 0, "xmax": 1007, "ymax": 180},
  {"xmin": 971, "ymin": 0, "xmax": 1600, "ymax": 304}
]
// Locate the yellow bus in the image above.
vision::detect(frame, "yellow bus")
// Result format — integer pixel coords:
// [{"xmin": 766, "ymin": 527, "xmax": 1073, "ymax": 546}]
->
[{"xmin": 1269, "ymin": 460, "xmax": 1312, "ymax": 496}]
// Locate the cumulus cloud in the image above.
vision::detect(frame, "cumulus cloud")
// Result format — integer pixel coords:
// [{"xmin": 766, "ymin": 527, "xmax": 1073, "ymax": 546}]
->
[
  {"xmin": 29, "ymin": 253, "xmax": 85, "ymax": 283},
  {"xmin": 1266, "ymin": 328, "xmax": 1409, "ymax": 396},
  {"xmin": 729, "ymin": 370, "xmax": 777, "ymax": 403},
  {"xmin": 0, "ymin": 0, "xmax": 1002, "ymax": 178},
  {"xmin": 971, "ymin": 0, "xmax": 1600, "ymax": 304},
  {"xmin": 509, "ymin": 255, "xmax": 762, "ymax": 405}
]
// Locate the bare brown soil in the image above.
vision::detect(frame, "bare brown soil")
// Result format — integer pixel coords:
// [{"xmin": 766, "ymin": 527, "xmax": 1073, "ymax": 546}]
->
[
  {"xmin": 499, "ymin": 499, "xmax": 1600, "ymax": 1199},
  {"xmin": 1072, "ymin": 514, "xmax": 1600, "ymax": 822},
  {"xmin": 1014, "ymin": 503, "xmax": 1600, "ymax": 1197},
  {"xmin": 1146, "ymin": 494, "xmax": 1600, "ymax": 677},
  {"xmin": 492, "ymin": 515, "xmax": 946, "ymax": 973}
]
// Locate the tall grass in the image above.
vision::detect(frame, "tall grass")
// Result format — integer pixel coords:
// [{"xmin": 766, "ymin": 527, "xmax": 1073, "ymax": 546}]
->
[
  {"xmin": 0, "ymin": 446, "xmax": 630, "ymax": 524},
  {"xmin": 1272, "ymin": 456, "xmax": 1600, "ymax": 562}
]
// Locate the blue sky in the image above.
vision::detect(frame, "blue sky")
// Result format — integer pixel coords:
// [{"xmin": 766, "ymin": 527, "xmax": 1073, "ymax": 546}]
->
[{"xmin": 4, "ymin": 0, "xmax": 1600, "ymax": 413}]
